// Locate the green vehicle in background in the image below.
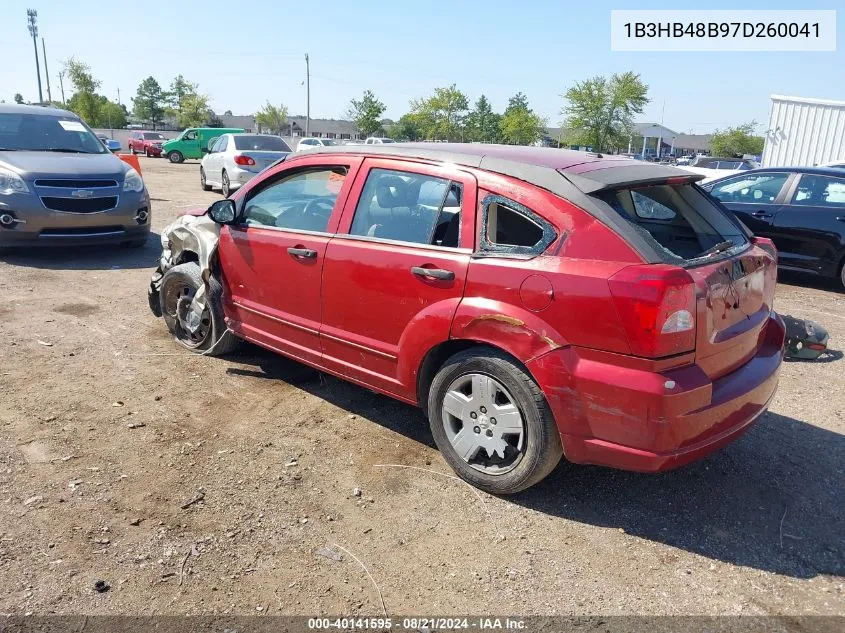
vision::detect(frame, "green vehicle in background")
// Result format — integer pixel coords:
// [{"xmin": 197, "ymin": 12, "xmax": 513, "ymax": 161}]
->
[{"xmin": 162, "ymin": 128, "xmax": 244, "ymax": 163}]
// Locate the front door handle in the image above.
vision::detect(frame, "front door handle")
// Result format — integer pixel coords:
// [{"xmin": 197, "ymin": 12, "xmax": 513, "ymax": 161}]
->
[
  {"xmin": 287, "ymin": 247, "xmax": 317, "ymax": 259},
  {"xmin": 411, "ymin": 266, "xmax": 455, "ymax": 281},
  {"xmin": 751, "ymin": 210, "xmax": 772, "ymax": 218}
]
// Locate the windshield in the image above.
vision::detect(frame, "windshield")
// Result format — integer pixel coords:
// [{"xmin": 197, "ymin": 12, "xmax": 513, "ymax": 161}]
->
[
  {"xmin": 380, "ymin": 138, "xmax": 395, "ymax": 143},
  {"xmin": 595, "ymin": 183, "xmax": 748, "ymax": 263},
  {"xmin": 0, "ymin": 113, "xmax": 107, "ymax": 153},
  {"xmin": 320, "ymin": 139, "xmax": 337, "ymax": 146},
  {"xmin": 143, "ymin": 132, "xmax": 165, "ymax": 140},
  {"xmin": 233, "ymin": 135, "xmax": 292, "ymax": 151}
]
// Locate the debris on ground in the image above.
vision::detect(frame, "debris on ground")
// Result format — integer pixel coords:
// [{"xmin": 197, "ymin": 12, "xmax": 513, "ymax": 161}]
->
[
  {"xmin": 180, "ymin": 492, "xmax": 206, "ymax": 509},
  {"xmin": 315, "ymin": 547, "xmax": 342, "ymax": 562},
  {"xmin": 93, "ymin": 580, "xmax": 110, "ymax": 593}
]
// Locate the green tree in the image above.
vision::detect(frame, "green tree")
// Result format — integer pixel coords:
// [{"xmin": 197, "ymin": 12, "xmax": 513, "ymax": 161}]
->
[
  {"xmin": 133, "ymin": 77, "xmax": 168, "ymax": 130},
  {"xmin": 562, "ymin": 71, "xmax": 649, "ymax": 152},
  {"xmin": 254, "ymin": 102, "xmax": 288, "ymax": 134},
  {"xmin": 177, "ymin": 92, "xmax": 210, "ymax": 128},
  {"xmin": 14, "ymin": 93, "xmax": 24, "ymax": 104},
  {"xmin": 499, "ymin": 92, "xmax": 546, "ymax": 146},
  {"xmin": 710, "ymin": 122, "xmax": 765, "ymax": 157},
  {"xmin": 347, "ymin": 90, "xmax": 387, "ymax": 137},
  {"xmin": 408, "ymin": 84, "xmax": 469, "ymax": 141},
  {"xmin": 206, "ymin": 112, "xmax": 224, "ymax": 128},
  {"xmin": 63, "ymin": 57, "xmax": 101, "ymax": 125},
  {"xmin": 388, "ymin": 114, "xmax": 423, "ymax": 141},
  {"xmin": 168, "ymin": 75, "xmax": 193, "ymax": 117},
  {"xmin": 95, "ymin": 96, "xmax": 127, "ymax": 128},
  {"xmin": 465, "ymin": 95, "xmax": 501, "ymax": 143}
]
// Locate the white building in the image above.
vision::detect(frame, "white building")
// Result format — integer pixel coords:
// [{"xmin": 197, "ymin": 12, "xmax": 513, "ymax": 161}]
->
[{"xmin": 762, "ymin": 95, "xmax": 845, "ymax": 167}]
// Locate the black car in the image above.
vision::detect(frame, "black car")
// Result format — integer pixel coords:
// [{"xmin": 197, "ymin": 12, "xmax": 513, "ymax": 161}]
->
[{"xmin": 703, "ymin": 167, "xmax": 845, "ymax": 288}]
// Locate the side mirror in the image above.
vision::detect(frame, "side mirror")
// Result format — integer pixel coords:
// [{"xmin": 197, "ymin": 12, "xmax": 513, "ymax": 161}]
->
[{"xmin": 208, "ymin": 199, "xmax": 236, "ymax": 224}]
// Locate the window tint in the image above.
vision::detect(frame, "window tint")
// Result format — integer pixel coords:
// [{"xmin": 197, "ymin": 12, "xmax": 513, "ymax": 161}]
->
[
  {"xmin": 143, "ymin": 132, "xmax": 165, "ymax": 140},
  {"xmin": 709, "ymin": 173, "xmax": 789, "ymax": 204},
  {"xmin": 485, "ymin": 199, "xmax": 545, "ymax": 248},
  {"xmin": 216, "ymin": 136, "xmax": 228, "ymax": 152},
  {"xmin": 792, "ymin": 174, "xmax": 845, "ymax": 207},
  {"xmin": 242, "ymin": 167, "xmax": 348, "ymax": 232},
  {"xmin": 233, "ymin": 135, "xmax": 291, "ymax": 151},
  {"xmin": 349, "ymin": 168, "xmax": 463, "ymax": 247}
]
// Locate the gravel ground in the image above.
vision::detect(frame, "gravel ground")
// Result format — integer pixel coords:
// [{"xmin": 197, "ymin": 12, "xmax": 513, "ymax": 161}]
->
[{"xmin": 0, "ymin": 156, "xmax": 842, "ymax": 617}]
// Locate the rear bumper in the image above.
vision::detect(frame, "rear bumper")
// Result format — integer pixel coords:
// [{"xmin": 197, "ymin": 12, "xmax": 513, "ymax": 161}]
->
[{"xmin": 528, "ymin": 313, "xmax": 786, "ymax": 472}]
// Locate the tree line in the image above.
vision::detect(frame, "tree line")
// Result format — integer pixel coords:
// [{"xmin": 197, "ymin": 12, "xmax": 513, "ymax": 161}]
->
[{"xmin": 13, "ymin": 63, "xmax": 763, "ymax": 154}]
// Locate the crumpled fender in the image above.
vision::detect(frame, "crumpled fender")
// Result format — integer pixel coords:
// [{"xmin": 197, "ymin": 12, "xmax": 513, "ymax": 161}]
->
[{"xmin": 147, "ymin": 214, "xmax": 221, "ymax": 317}]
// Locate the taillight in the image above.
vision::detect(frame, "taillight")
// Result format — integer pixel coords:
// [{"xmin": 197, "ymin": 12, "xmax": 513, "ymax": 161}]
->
[
  {"xmin": 752, "ymin": 236, "xmax": 777, "ymax": 262},
  {"xmin": 234, "ymin": 155, "xmax": 255, "ymax": 166},
  {"xmin": 608, "ymin": 265, "xmax": 697, "ymax": 358}
]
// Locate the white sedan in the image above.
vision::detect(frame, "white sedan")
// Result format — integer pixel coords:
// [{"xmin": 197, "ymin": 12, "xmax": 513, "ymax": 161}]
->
[{"xmin": 200, "ymin": 134, "xmax": 292, "ymax": 197}]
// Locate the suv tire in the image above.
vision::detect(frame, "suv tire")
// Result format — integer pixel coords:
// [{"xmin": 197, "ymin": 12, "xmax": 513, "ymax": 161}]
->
[
  {"xmin": 427, "ymin": 347, "xmax": 562, "ymax": 494},
  {"xmin": 168, "ymin": 151, "xmax": 184, "ymax": 164}
]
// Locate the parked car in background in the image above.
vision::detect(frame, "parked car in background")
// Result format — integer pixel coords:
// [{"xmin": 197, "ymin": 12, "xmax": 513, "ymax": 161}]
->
[
  {"xmin": 364, "ymin": 137, "xmax": 395, "ymax": 144},
  {"xmin": 297, "ymin": 138, "xmax": 339, "ymax": 151},
  {"xmin": 703, "ymin": 166, "xmax": 845, "ymax": 288},
  {"xmin": 128, "ymin": 131, "xmax": 167, "ymax": 157},
  {"xmin": 200, "ymin": 134, "xmax": 292, "ymax": 197},
  {"xmin": 96, "ymin": 134, "xmax": 121, "ymax": 152},
  {"xmin": 149, "ymin": 144, "xmax": 784, "ymax": 493},
  {"xmin": 162, "ymin": 127, "xmax": 244, "ymax": 163},
  {"xmin": 0, "ymin": 104, "xmax": 150, "ymax": 250},
  {"xmin": 681, "ymin": 156, "xmax": 758, "ymax": 182}
]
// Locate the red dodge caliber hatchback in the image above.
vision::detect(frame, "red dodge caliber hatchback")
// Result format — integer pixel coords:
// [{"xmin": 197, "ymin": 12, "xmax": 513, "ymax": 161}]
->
[{"xmin": 149, "ymin": 144, "xmax": 785, "ymax": 494}]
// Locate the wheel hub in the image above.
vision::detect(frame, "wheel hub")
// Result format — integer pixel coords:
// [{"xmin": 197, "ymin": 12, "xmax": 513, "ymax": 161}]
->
[{"xmin": 441, "ymin": 373, "xmax": 525, "ymax": 475}]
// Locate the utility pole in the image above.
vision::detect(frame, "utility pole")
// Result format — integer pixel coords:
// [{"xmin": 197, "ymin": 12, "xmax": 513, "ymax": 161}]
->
[
  {"xmin": 117, "ymin": 87, "xmax": 121, "ymax": 106},
  {"xmin": 26, "ymin": 9, "xmax": 43, "ymax": 103},
  {"xmin": 41, "ymin": 38, "xmax": 52, "ymax": 103},
  {"xmin": 57, "ymin": 70, "xmax": 65, "ymax": 104},
  {"xmin": 304, "ymin": 53, "xmax": 310, "ymax": 137}
]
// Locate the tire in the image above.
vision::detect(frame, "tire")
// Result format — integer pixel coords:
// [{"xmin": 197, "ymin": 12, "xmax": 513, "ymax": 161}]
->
[
  {"xmin": 159, "ymin": 262, "xmax": 238, "ymax": 356},
  {"xmin": 144, "ymin": 147, "xmax": 150, "ymax": 157},
  {"xmin": 168, "ymin": 151, "xmax": 184, "ymax": 164},
  {"xmin": 427, "ymin": 347, "xmax": 562, "ymax": 495},
  {"xmin": 221, "ymin": 171, "xmax": 231, "ymax": 198},
  {"xmin": 840, "ymin": 258, "xmax": 845, "ymax": 290},
  {"xmin": 200, "ymin": 167, "xmax": 211, "ymax": 191},
  {"xmin": 129, "ymin": 145, "xmax": 136, "ymax": 155}
]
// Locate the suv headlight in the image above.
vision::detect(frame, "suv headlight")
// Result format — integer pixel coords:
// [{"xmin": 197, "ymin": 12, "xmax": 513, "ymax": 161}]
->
[
  {"xmin": 0, "ymin": 167, "xmax": 30, "ymax": 195},
  {"xmin": 123, "ymin": 168, "xmax": 144, "ymax": 193}
]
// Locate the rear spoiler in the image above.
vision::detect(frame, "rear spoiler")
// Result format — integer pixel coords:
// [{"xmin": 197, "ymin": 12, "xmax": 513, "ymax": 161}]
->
[{"xmin": 559, "ymin": 164, "xmax": 705, "ymax": 194}]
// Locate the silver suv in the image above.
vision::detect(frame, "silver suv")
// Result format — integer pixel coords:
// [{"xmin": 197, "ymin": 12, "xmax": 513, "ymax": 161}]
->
[{"xmin": 0, "ymin": 104, "xmax": 150, "ymax": 249}]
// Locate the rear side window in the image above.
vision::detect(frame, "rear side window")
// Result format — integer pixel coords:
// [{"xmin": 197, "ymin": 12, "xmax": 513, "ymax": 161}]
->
[
  {"xmin": 349, "ymin": 168, "xmax": 463, "ymax": 248},
  {"xmin": 479, "ymin": 196, "xmax": 556, "ymax": 256},
  {"xmin": 596, "ymin": 184, "xmax": 748, "ymax": 263},
  {"xmin": 792, "ymin": 174, "xmax": 845, "ymax": 207}
]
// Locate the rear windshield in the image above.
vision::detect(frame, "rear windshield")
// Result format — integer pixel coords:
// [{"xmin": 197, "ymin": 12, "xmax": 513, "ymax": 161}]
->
[
  {"xmin": 595, "ymin": 183, "xmax": 748, "ymax": 264},
  {"xmin": 233, "ymin": 135, "xmax": 292, "ymax": 151}
]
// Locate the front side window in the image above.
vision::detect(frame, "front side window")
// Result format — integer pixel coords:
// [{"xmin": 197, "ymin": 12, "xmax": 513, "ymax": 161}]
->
[
  {"xmin": 480, "ymin": 196, "xmax": 555, "ymax": 255},
  {"xmin": 349, "ymin": 168, "xmax": 463, "ymax": 247},
  {"xmin": 242, "ymin": 167, "xmax": 348, "ymax": 232},
  {"xmin": 708, "ymin": 173, "xmax": 789, "ymax": 204},
  {"xmin": 183, "ymin": 130, "xmax": 197, "ymax": 140},
  {"xmin": 792, "ymin": 174, "xmax": 845, "ymax": 207},
  {"xmin": 216, "ymin": 136, "xmax": 228, "ymax": 152}
]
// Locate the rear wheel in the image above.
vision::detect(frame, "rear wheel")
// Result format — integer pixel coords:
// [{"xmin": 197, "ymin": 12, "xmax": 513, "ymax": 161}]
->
[
  {"xmin": 840, "ymin": 258, "xmax": 845, "ymax": 290},
  {"xmin": 129, "ymin": 145, "xmax": 136, "ymax": 155},
  {"xmin": 144, "ymin": 147, "xmax": 150, "ymax": 157},
  {"xmin": 427, "ymin": 347, "xmax": 562, "ymax": 494},
  {"xmin": 168, "ymin": 151, "xmax": 184, "ymax": 164},
  {"xmin": 200, "ymin": 167, "xmax": 211, "ymax": 191},
  {"xmin": 159, "ymin": 262, "xmax": 238, "ymax": 355},
  {"xmin": 221, "ymin": 171, "xmax": 231, "ymax": 198}
]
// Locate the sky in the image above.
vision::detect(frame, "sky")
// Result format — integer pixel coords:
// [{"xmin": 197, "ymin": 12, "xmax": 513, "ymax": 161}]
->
[{"xmin": 2, "ymin": 0, "xmax": 843, "ymax": 134}]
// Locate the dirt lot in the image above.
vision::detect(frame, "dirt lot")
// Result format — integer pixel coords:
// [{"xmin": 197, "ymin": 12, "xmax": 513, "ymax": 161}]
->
[{"xmin": 0, "ymin": 156, "xmax": 842, "ymax": 617}]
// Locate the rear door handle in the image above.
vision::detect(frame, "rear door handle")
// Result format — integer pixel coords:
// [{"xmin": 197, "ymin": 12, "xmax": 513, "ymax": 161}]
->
[
  {"xmin": 836, "ymin": 216, "xmax": 845, "ymax": 223},
  {"xmin": 751, "ymin": 211, "xmax": 772, "ymax": 218},
  {"xmin": 287, "ymin": 247, "xmax": 317, "ymax": 259},
  {"xmin": 411, "ymin": 266, "xmax": 455, "ymax": 281}
]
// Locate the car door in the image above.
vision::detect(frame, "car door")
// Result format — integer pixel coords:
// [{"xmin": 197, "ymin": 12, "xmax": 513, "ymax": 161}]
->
[
  {"xmin": 706, "ymin": 171, "xmax": 792, "ymax": 236},
  {"xmin": 203, "ymin": 137, "xmax": 222, "ymax": 183},
  {"xmin": 217, "ymin": 155, "xmax": 363, "ymax": 367},
  {"xmin": 211, "ymin": 135, "xmax": 228, "ymax": 177},
  {"xmin": 768, "ymin": 173, "xmax": 845, "ymax": 276},
  {"xmin": 320, "ymin": 158, "xmax": 477, "ymax": 400}
]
